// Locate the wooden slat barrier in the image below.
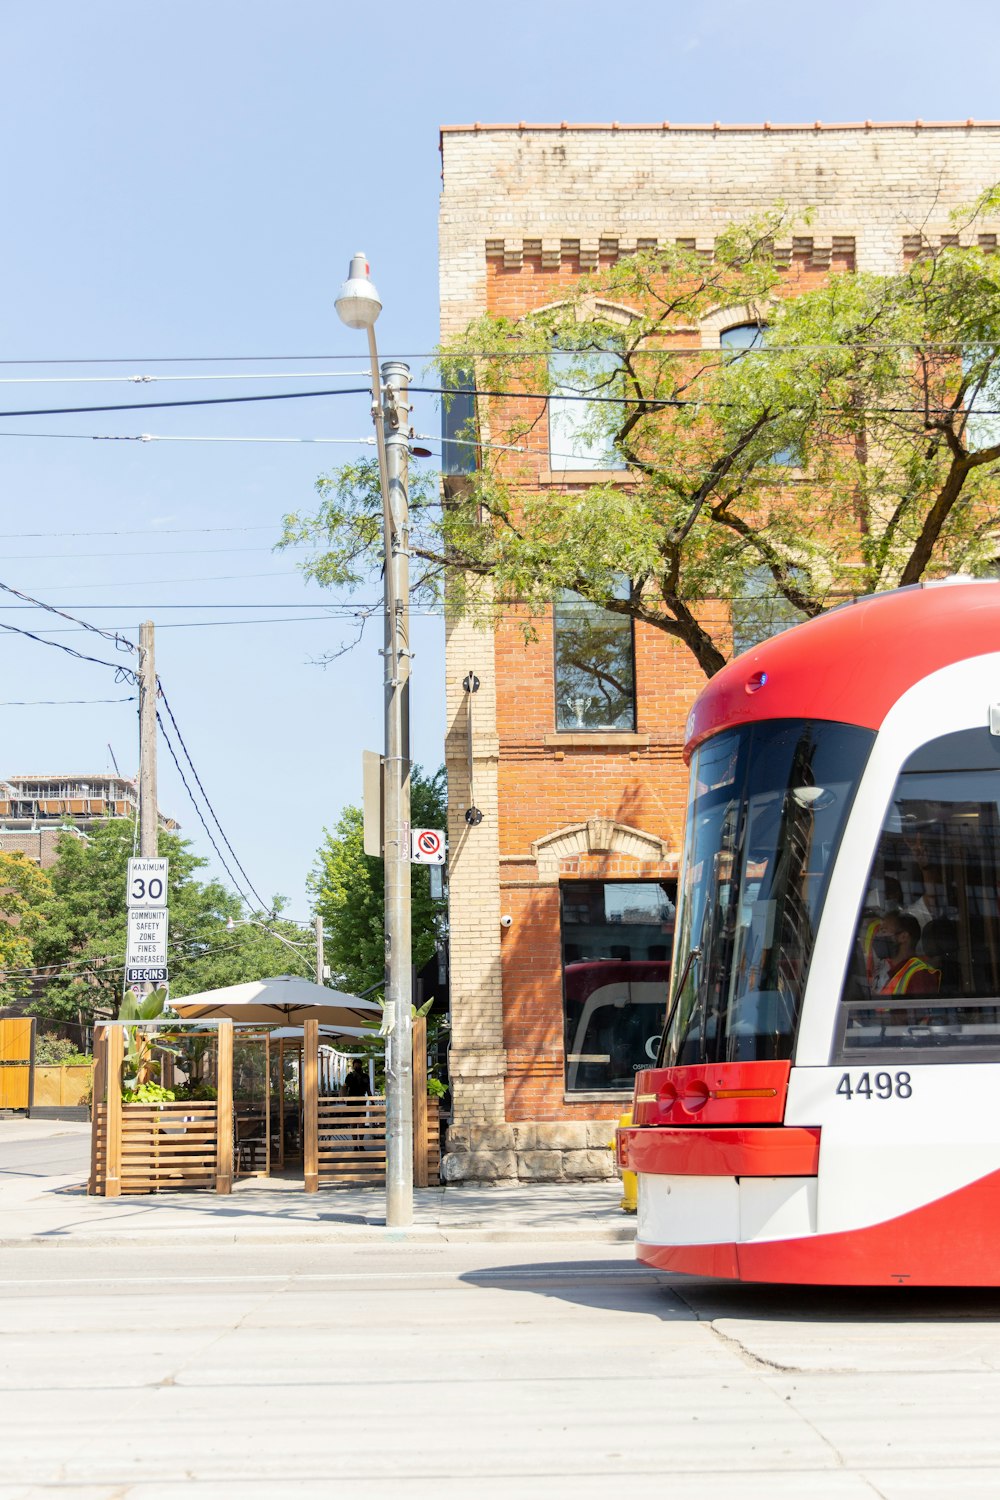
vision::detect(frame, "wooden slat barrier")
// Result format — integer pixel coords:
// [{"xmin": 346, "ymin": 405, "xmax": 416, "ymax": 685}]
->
[
  {"xmin": 317, "ymin": 1097, "xmax": 388, "ymax": 1186},
  {"xmin": 316, "ymin": 1096, "xmax": 440, "ymax": 1188},
  {"xmin": 91, "ymin": 1102, "xmax": 218, "ymax": 1194}
]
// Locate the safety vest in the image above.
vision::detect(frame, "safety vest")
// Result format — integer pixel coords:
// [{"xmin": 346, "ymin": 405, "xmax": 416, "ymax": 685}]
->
[
  {"xmin": 863, "ymin": 917, "xmax": 881, "ymax": 982},
  {"xmin": 881, "ymin": 956, "xmax": 941, "ymax": 997}
]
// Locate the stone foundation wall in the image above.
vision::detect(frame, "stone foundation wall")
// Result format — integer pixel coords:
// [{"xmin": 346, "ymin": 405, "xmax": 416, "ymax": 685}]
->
[{"xmin": 442, "ymin": 1120, "xmax": 617, "ymax": 1184}]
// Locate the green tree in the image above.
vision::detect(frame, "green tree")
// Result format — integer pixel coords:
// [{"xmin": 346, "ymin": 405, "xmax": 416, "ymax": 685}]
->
[
  {"xmin": 309, "ymin": 765, "xmax": 446, "ymax": 998},
  {"xmin": 0, "ymin": 851, "xmax": 52, "ymax": 1003},
  {"xmin": 30, "ymin": 821, "xmax": 312, "ymax": 1024},
  {"xmin": 282, "ymin": 194, "xmax": 1000, "ymax": 678}
]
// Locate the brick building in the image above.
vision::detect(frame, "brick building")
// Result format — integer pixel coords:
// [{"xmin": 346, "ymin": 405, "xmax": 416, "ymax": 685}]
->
[
  {"xmin": 438, "ymin": 120, "xmax": 1000, "ymax": 1183},
  {"xmin": 0, "ymin": 774, "xmax": 178, "ymax": 868}
]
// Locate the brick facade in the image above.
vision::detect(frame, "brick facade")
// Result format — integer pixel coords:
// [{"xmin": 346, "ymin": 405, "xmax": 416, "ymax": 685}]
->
[{"xmin": 438, "ymin": 122, "xmax": 1000, "ymax": 1183}]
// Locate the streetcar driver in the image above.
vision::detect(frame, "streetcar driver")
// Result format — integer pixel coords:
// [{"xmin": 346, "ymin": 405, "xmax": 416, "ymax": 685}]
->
[{"xmin": 875, "ymin": 912, "xmax": 941, "ymax": 998}]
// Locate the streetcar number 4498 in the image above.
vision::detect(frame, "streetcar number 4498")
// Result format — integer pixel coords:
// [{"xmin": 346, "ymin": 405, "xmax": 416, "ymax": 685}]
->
[{"xmin": 837, "ymin": 1071, "xmax": 912, "ymax": 1100}]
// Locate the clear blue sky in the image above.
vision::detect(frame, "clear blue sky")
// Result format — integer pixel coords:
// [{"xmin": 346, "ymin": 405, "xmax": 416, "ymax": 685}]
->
[{"xmin": 0, "ymin": 0, "xmax": 990, "ymax": 916}]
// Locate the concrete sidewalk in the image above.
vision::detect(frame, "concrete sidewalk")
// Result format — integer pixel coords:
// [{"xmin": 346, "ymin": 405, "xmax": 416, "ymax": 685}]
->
[{"xmin": 0, "ymin": 1117, "xmax": 634, "ymax": 1248}]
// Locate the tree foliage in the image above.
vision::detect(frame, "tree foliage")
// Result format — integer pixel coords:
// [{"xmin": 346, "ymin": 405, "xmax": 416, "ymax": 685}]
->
[
  {"xmin": 27, "ymin": 821, "xmax": 311, "ymax": 1024},
  {"xmin": 309, "ymin": 765, "xmax": 446, "ymax": 998},
  {"xmin": 0, "ymin": 852, "xmax": 53, "ymax": 1003},
  {"xmin": 282, "ymin": 194, "xmax": 1000, "ymax": 677}
]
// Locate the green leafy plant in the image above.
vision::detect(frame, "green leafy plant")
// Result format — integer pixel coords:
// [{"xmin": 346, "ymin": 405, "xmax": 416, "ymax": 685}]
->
[
  {"xmin": 119, "ymin": 987, "xmax": 174, "ymax": 1090},
  {"xmin": 121, "ymin": 1082, "xmax": 176, "ymax": 1105},
  {"xmin": 173, "ymin": 1081, "xmax": 217, "ymax": 1102},
  {"xmin": 426, "ymin": 1077, "xmax": 446, "ymax": 1099},
  {"xmin": 34, "ymin": 1035, "xmax": 92, "ymax": 1067}
]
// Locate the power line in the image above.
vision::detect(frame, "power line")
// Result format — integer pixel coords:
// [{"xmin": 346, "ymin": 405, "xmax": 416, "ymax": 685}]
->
[
  {"xmin": 0, "ymin": 342, "xmax": 994, "ymax": 367},
  {"xmin": 0, "ymin": 380, "xmax": 993, "ymax": 423},
  {"xmin": 0, "ymin": 371, "xmax": 370, "ymax": 386},
  {"xmin": 0, "ymin": 602, "xmax": 352, "ymax": 610},
  {"xmin": 155, "ymin": 685, "xmax": 270, "ymax": 911},
  {"xmin": 0, "ymin": 695, "xmax": 136, "ymax": 705},
  {"xmin": 0, "ymin": 524, "xmax": 276, "ymax": 539},
  {"xmin": 155, "ymin": 709, "xmax": 255, "ymax": 909},
  {"xmin": 0, "ymin": 387, "xmax": 367, "ymax": 419},
  {"xmin": 0, "ymin": 577, "xmax": 138, "ymax": 651},
  {"xmin": 413, "ymin": 385, "xmax": 1000, "ymax": 419},
  {"xmin": 0, "ymin": 615, "xmax": 139, "ymax": 677},
  {"xmin": 5, "ymin": 545, "xmax": 276, "ymax": 560},
  {"xmin": 0, "ymin": 353, "xmax": 426, "ymax": 366}
]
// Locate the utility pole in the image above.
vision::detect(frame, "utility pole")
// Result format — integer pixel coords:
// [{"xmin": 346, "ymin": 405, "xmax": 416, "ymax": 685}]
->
[
  {"xmin": 381, "ymin": 358, "xmax": 413, "ymax": 1228},
  {"xmin": 335, "ymin": 256, "xmax": 414, "ymax": 1228},
  {"xmin": 138, "ymin": 620, "xmax": 158, "ymax": 859},
  {"xmin": 314, "ymin": 914, "xmax": 325, "ymax": 987}
]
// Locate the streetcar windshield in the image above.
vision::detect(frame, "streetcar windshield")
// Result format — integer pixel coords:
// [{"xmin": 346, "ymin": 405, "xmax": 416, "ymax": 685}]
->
[{"xmin": 661, "ymin": 719, "xmax": 874, "ymax": 1065}]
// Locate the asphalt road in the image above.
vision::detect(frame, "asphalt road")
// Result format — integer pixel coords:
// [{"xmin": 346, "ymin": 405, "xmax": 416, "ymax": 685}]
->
[
  {"xmin": 3, "ymin": 1241, "xmax": 1000, "ymax": 1498},
  {"xmin": 0, "ymin": 1126, "xmax": 88, "ymax": 1182}
]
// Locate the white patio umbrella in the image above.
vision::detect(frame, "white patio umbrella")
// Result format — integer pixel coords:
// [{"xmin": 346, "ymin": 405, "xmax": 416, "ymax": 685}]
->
[
  {"xmin": 170, "ymin": 975, "xmax": 382, "ymax": 1030},
  {"xmin": 267, "ymin": 1025, "xmax": 372, "ymax": 1043}
]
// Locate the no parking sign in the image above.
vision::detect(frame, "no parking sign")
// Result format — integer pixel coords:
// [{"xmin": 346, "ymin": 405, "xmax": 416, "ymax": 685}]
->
[{"xmin": 411, "ymin": 828, "xmax": 445, "ymax": 864}]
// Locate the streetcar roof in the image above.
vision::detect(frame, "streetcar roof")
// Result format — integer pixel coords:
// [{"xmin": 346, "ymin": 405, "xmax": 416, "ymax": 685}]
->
[{"xmin": 685, "ymin": 579, "xmax": 1000, "ymax": 758}]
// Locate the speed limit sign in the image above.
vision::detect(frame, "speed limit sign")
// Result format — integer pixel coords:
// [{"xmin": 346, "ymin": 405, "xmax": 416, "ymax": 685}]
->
[
  {"xmin": 411, "ymin": 828, "xmax": 445, "ymax": 865},
  {"xmin": 127, "ymin": 858, "xmax": 168, "ymax": 908}
]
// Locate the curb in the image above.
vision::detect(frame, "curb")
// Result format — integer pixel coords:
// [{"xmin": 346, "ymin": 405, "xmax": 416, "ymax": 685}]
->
[{"xmin": 0, "ymin": 1223, "xmax": 637, "ymax": 1250}]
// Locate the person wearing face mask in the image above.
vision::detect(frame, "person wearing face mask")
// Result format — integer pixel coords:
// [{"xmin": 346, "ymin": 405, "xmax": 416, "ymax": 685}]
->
[{"xmin": 875, "ymin": 912, "xmax": 941, "ymax": 997}]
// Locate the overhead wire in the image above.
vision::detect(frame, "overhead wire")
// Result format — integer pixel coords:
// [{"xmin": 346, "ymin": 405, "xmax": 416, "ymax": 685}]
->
[
  {"xmin": 0, "ymin": 371, "xmax": 369, "ymax": 385},
  {"xmin": 155, "ymin": 709, "xmax": 254, "ymax": 910},
  {"xmin": 0, "ymin": 695, "xmax": 136, "ymax": 705},
  {"xmin": 0, "ymin": 575, "xmax": 272, "ymax": 916},
  {"xmin": 0, "ymin": 382, "xmax": 994, "ymax": 422},
  {"xmin": 0, "ymin": 615, "xmax": 138, "ymax": 678},
  {"xmin": 0, "ymin": 577, "xmax": 137, "ymax": 651},
  {"xmin": 0, "ymin": 524, "xmax": 277, "ymax": 539},
  {"xmin": 155, "ymin": 684, "xmax": 270, "ymax": 912}
]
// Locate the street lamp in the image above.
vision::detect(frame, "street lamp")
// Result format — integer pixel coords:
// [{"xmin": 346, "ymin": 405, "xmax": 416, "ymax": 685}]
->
[{"xmin": 336, "ymin": 251, "xmax": 414, "ymax": 1228}]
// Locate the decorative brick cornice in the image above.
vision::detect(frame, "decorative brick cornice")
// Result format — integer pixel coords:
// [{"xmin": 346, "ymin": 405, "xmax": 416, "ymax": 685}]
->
[{"xmin": 486, "ymin": 234, "xmax": 854, "ymax": 272}]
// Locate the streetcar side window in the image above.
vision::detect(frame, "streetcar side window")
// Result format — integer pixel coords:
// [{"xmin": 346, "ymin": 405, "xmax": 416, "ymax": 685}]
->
[{"xmin": 836, "ymin": 745, "xmax": 1000, "ymax": 1062}]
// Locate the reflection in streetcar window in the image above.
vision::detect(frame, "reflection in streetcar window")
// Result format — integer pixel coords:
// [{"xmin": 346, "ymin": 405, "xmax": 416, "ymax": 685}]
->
[
  {"xmin": 838, "ymin": 730, "xmax": 1000, "ymax": 1061},
  {"xmin": 661, "ymin": 720, "xmax": 873, "ymax": 1068}
]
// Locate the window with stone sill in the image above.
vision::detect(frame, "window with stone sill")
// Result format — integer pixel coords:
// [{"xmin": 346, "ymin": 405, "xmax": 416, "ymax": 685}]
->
[
  {"xmin": 961, "ymin": 350, "xmax": 1000, "ymax": 451},
  {"xmin": 719, "ymin": 323, "xmax": 800, "ymax": 467},
  {"xmin": 548, "ymin": 348, "xmax": 627, "ymax": 472},
  {"xmin": 561, "ymin": 879, "xmax": 676, "ymax": 1094},
  {"xmin": 553, "ymin": 586, "xmax": 635, "ymax": 732}
]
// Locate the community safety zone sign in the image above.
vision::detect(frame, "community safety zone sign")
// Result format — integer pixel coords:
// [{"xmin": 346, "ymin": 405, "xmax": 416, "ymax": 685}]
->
[{"xmin": 125, "ymin": 908, "xmax": 169, "ymax": 985}]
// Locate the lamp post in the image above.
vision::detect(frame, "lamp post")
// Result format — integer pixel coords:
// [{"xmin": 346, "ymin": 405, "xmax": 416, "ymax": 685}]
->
[{"xmin": 335, "ymin": 253, "xmax": 413, "ymax": 1228}]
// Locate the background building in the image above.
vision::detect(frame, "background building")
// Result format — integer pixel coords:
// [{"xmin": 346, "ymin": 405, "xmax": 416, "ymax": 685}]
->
[
  {"xmin": 0, "ymin": 774, "xmax": 178, "ymax": 867},
  {"xmin": 439, "ymin": 120, "xmax": 1000, "ymax": 1182}
]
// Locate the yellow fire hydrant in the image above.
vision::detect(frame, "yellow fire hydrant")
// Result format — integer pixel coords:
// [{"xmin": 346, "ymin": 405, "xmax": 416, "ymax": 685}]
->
[{"xmin": 617, "ymin": 1111, "xmax": 637, "ymax": 1214}]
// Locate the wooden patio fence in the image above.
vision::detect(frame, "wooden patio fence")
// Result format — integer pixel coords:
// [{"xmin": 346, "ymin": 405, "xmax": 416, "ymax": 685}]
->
[{"xmin": 89, "ymin": 1014, "xmax": 440, "ymax": 1195}]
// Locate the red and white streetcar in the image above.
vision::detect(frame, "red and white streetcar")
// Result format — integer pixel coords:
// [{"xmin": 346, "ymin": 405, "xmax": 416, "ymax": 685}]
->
[{"xmin": 619, "ymin": 578, "xmax": 1000, "ymax": 1285}]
